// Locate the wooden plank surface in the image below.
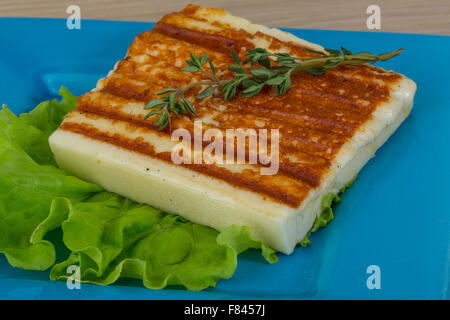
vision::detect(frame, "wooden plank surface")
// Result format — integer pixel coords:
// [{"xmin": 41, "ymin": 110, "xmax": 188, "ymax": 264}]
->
[{"xmin": 1, "ymin": 0, "xmax": 449, "ymax": 35}]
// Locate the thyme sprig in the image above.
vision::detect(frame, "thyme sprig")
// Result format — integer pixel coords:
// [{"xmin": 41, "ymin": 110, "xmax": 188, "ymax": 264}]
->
[{"xmin": 144, "ymin": 47, "xmax": 403, "ymax": 130}]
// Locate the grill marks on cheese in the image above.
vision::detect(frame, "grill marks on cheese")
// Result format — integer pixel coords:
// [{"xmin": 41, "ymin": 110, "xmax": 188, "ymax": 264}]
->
[{"xmin": 59, "ymin": 4, "xmax": 401, "ymax": 207}]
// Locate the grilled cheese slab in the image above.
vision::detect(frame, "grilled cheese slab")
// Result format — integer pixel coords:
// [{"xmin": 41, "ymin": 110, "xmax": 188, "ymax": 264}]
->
[{"xmin": 49, "ymin": 4, "xmax": 416, "ymax": 254}]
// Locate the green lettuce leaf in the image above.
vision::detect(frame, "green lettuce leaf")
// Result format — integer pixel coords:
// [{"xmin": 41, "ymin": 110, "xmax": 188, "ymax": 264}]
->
[
  {"xmin": 50, "ymin": 193, "xmax": 239, "ymax": 290},
  {"xmin": 19, "ymin": 87, "xmax": 77, "ymax": 140},
  {"xmin": 299, "ymin": 177, "xmax": 356, "ymax": 247},
  {"xmin": 50, "ymin": 195, "xmax": 278, "ymax": 290},
  {"xmin": 217, "ymin": 225, "xmax": 278, "ymax": 264},
  {"xmin": 0, "ymin": 89, "xmax": 102, "ymax": 270}
]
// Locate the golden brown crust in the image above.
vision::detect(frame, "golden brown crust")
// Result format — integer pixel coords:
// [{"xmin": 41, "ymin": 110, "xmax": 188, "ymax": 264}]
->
[
  {"xmin": 154, "ymin": 22, "xmax": 255, "ymax": 54},
  {"xmin": 60, "ymin": 118, "xmax": 309, "ymax": 206}
]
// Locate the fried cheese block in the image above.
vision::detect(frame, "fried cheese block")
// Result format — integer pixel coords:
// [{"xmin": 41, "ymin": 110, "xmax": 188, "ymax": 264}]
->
[{"xmin": 49, "ymin": 4, "xmax": 416, "ymax": 254}]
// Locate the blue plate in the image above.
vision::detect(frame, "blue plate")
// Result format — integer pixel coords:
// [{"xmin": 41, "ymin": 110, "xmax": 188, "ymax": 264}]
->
[{"xmin": 0, "ymin": 18, "xmax": 449, "ymax": 300}]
